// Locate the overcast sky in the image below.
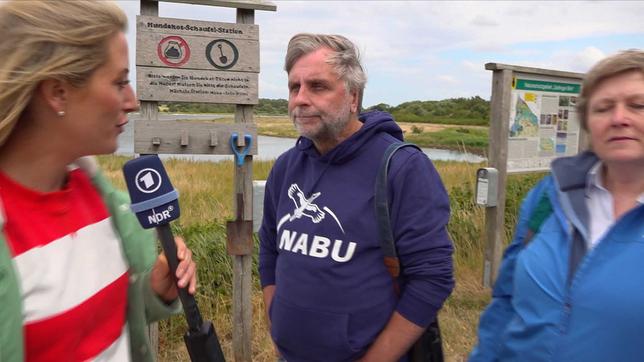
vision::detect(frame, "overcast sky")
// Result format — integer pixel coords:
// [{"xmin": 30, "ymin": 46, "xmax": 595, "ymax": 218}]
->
[{"xmin": 118, "ymin": 1, "xmax": 644, "ymax": 108}]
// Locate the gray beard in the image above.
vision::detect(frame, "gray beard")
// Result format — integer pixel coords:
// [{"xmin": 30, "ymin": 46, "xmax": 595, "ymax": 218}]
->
[{"xmin": 292, "ymin": 101, "xmax": 352, "ymax": 145}]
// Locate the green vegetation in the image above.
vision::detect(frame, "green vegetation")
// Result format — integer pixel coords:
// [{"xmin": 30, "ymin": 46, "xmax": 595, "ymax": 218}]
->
[
  {"xmin": 160, "ymin": 96, "xmax": 490, "ymax": 126},
  {"xmin": 160, "ymin": 98, "xmax": 288, "ymax": 115},
  {"xmin": 405, "ymin": 127, "xmax": 488, "ymax": 155},
  {"xmin": 97, "ymin": 156, "xmax": 545, "ymax": 361},
  {"xmin": 366, "ymin": 96, "xmax": 490, "ymax": 126}
]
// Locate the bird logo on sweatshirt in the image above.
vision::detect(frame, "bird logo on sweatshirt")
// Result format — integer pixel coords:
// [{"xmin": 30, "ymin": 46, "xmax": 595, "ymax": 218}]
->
[
  {"xmin": 288, "ymin": 184, "xmax": 325, "ymax": 223},
  {"xmin": 276, "ymin": 183, "xmax": 346, "ymax": 234}
]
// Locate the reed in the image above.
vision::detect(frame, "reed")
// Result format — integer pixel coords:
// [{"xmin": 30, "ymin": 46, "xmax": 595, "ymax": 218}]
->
[{"xmin": 96, "ymin": 155, "xmax": 544, "ymax": 361}]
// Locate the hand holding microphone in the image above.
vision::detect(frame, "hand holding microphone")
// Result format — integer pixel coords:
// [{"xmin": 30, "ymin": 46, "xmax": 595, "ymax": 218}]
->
[
  {"xmin": 123, "ymin": 155, "xmax": 225, "ymax": 362},
  {"xmin": 150, "ymin": 236, "xmax": 196, "ymax": 302}
]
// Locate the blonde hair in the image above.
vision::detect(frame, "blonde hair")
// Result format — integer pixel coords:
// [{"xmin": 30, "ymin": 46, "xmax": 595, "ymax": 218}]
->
[
  {"xmin": 0, "ymin": 0, "xmax": 127, "ymax": 146},
  {"xmin": 577, "ymin": 49, "xmax": 644, "ymax": 130}
]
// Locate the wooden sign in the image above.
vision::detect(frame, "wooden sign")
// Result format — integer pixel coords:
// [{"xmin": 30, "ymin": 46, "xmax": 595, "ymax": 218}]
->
[
  {"xmin": 137, "ymin": 67, "xmax": 258, "ymax": 104},
  {"xmin": 136, "ymin": 15, "xmax": 259, "ymax": 104}
]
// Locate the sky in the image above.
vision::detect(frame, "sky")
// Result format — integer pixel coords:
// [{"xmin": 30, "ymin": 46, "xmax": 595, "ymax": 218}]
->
[{"xmin": 117, "ymin": 1, "xmax": 644, "ymax": 108}]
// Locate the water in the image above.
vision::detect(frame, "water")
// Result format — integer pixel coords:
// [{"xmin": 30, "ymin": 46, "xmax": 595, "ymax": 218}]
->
[{"xmin": 117, "ymin": 114, "xmax": 486, "ymax": 163}]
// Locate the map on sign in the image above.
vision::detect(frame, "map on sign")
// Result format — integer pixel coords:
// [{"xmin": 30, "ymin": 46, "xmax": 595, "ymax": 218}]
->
[
  {"xmin": 507, "ymin": 73, "xmax": 582, "ymax": 172},
  {"xmin": 510, "ymin": 95, "xmax": 539, "ymax": 137}
]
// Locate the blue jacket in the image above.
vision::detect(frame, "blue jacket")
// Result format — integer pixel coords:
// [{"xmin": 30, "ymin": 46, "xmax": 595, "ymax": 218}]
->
[
  {"xmin": 259, "ymin": 111, "xmax": 454, "ymax": 362},
  {"xmin": 470, "ymin": 151, "xmax": 644, "ymax": 362}
]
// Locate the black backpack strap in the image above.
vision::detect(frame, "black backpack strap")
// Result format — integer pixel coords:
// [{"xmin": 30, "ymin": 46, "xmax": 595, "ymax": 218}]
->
[
  {"xmin": 375, "ymin": 142, "xmax": 445, "ymax": 362},
  {"xmin": 375, "ymin": 142, "xmax": 421, "ymax": 288}
]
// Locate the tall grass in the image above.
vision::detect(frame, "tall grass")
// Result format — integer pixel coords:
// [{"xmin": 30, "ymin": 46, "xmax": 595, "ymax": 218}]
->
[
  {"xmin": 405, "ymin": 128, "xmax": 488, "ymax": 155},
  {"xmin": 96, "ymin": 155, "xmax": 544, "ymax": 361}
]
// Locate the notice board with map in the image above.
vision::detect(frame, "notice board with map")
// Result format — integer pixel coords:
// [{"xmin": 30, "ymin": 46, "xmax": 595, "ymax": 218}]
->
[
  {"xmin": 482, "ymin": 63, "xmax": 585, "ymax": 288},
  {"xmin": 508, "ymin": 73, "xmax": 582, "ymax": 172}
]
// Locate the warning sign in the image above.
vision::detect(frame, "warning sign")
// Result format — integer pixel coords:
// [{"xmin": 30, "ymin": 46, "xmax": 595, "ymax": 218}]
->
[{"xmin": 157, "ymin": 36, "xmax": 190, "ymax": 67}]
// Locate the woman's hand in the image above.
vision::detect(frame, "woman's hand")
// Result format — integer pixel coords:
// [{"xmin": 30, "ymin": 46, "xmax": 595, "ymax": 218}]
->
[{"xmin": 150, "ymin": 236, "xmax": 197, "ymax": 303}]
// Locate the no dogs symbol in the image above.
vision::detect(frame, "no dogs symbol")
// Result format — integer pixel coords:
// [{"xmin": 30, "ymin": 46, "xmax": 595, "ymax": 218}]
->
[
  {"xmin": 157, "ymin": 36, "xmax": 190, "ymax": 67},
  {"xmin": 206, "ymin": 39, "xmax": 239, "ymax": 70}
]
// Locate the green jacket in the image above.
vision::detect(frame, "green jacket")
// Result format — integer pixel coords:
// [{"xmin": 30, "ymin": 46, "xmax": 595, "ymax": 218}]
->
[{"xmin": 0, "ymin": 158, "xmax": 180, "ymax": 361}]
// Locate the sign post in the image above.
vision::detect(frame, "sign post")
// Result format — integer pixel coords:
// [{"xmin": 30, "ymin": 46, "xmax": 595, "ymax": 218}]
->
[
  {"xmin": 136, "ymin": 1, "xmax": 276, "ymax": 361},
  {"xmin": 482, "ymin": 63, "xmax": 586, "ymax": 288}
]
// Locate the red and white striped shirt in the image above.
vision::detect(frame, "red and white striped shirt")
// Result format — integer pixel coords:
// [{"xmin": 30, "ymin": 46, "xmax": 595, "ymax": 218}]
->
[{"xmin": 0, "ymin": 169, "xmax": 130, "ymax": 362}]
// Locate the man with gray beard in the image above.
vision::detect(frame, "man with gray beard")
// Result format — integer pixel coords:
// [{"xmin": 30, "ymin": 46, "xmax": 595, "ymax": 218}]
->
[{"xmin": 258, "ymin": 33, "xmax": 454, "ymax": 362}]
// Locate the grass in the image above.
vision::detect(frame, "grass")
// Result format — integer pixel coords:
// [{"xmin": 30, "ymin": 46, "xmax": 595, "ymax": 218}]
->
[
  {"xmin": 96, "ymin": 155, "xmax": 545, "ymax": 362},
  {"xmin": 405, "ymin": 127, "xmax": 488, "ymax": 156}
]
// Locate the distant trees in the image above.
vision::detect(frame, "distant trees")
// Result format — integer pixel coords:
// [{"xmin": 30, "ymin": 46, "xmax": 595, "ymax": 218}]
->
[
  {"xmin": 366, "ymin": 96, "xmax": 489, "ymax": 126},
  {"xmin": 160, "ymin": 98, "xmax": 288, "ymax": 115},
  {"xmin": 160, "ymin": 96, "xmax": 490, "ymax": 126},
  {"xmin": 164, "ymin": 102, "xmax": 234, "ymax": 113}
]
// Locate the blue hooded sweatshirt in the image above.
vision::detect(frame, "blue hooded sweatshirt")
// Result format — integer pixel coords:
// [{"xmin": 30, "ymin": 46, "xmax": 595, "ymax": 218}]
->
[{"xmin": 259, "ymin": 111, "xmax": 454, "ymax": 361}]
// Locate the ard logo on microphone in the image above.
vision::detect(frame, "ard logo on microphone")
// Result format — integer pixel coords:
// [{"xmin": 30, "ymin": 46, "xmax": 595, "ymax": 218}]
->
[{"xmin": 135, "ymin": 168, "xmax": 162, "ymax": 193}]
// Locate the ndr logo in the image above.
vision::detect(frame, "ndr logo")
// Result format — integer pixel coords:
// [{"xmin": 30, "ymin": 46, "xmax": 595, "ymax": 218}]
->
[{"xmin": 148, "ymin": 205, "xmax": 175, "ymax": 224}]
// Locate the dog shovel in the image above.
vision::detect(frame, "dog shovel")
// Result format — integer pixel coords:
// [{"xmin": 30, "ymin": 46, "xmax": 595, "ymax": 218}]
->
[
  {"xmin": 226, "ymin": 193, "xmax": 253, "ymax": 255},
  {"xmin": 226, "ymin": 133, "xmax": 254, "ymax": 255}
]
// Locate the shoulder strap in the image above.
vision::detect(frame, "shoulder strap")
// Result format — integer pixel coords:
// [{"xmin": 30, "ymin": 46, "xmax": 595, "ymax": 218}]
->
[{"xmin": 375, "ymin": 142, "xmax": 421, "ymax": 283}]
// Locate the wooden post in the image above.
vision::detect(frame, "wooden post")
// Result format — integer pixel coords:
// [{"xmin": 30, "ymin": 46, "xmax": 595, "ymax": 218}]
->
[
  {"xmin": 139, "ymin": 0, "xmax": 160, "ymax": 358},
  {"xmin": 139, "ymin": 1, "xmax": 159, "ymax": 122},
  {"xmin": 483, "ymin": 69, "xmax": 512, "ymax": 288},
  {"xmin": 134, "ymin": 2, "xmax": 275, "ymax": 360},
  {"xmin": 232, "ymin": 9, "xmax": 254, "ymax": 362}
]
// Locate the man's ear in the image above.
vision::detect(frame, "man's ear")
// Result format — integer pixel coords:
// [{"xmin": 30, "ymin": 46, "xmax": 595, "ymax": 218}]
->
[
  {"xmin": 350, "ymin": 88, "xmax": 361, "ymax": 114},
  {"xmin": 37, "ymin": 78, "xmax": 69, "ymax": 114}
]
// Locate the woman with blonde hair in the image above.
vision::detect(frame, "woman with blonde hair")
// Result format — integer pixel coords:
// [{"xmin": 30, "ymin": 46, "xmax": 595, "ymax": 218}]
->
[
  {"xmin": 0, "ymin": 1, "xmax": 196, "ymax": 361},
  {"xmin": 470, "ymin": 49, "xmax": 644, "ymax": 361}
]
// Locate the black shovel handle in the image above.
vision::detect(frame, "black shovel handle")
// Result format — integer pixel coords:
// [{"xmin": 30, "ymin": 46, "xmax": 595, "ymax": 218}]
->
[{"xmin": 157, "ymin": 225, "xmax": 226, "ymax": 362}]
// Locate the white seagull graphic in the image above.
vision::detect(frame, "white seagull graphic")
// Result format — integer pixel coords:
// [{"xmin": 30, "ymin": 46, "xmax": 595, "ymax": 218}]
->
[{"xmin": 287, "ymin": 184, "xmax": 325, "ymax": 223}]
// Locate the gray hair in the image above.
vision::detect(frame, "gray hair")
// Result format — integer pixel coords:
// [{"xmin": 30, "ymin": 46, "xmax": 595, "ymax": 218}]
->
[
  {"xmin": 285, "ymin": 33, "xmax": 367, "ymax": 95},
  {"xmin": 577, "ymin": 49, "xmax": 644, "ymax": 131}
]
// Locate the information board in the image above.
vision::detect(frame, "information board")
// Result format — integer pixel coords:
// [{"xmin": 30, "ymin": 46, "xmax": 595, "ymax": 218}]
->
[{"xmin": 507, "ymin": 73, "xmax": 582, "ymax": 172}]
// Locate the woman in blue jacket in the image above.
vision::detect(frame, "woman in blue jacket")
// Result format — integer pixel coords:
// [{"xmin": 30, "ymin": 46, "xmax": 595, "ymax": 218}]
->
[{"xmin": 470, "ymin": 50, "xmax": 644, "ymax": 361}]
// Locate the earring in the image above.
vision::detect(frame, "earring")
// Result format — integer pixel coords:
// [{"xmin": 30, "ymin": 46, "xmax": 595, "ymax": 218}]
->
[{"xmin": 57, "ymin": 110, "xmax": 65, "ymax": 117}]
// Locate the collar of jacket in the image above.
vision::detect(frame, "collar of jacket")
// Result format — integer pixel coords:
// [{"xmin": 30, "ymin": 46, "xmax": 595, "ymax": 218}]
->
[
  {"xmin": 551, "ymin": 151, "xmax": 599, "ymax": 192},
  {"xmin": 550, "ymin": 151, "xmax": 599, "ymax": 245}
]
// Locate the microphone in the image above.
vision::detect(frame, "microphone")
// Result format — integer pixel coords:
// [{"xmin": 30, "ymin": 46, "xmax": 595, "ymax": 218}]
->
[{"xmin": 123, "ymin": 155, "xmax": 225, "ymax": 362}]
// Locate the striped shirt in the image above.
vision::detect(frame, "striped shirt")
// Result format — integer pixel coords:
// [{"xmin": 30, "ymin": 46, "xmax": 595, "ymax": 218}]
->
[{"xmin": 0, "ymin": 169, "xmax": 131, "ymax": 362}]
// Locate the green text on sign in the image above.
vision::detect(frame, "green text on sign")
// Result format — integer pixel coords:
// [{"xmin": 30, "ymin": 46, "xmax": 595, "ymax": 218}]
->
[{"xmin": 515, "ymin": 79, "xmax": 581, "ymax": 94}]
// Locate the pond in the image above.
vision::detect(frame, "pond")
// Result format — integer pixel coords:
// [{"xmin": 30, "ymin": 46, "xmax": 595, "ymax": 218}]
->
[{"xmin": 116, "ymin": 115, "xmax": 486, "ymax": 163}]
